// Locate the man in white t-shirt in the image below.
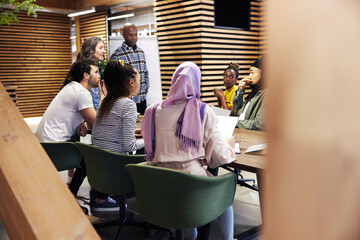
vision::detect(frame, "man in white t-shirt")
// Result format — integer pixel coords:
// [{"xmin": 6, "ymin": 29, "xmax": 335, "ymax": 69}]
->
[
  {"xmin": 36, "ymin": 60, "xmax": 99, "ymax": 141},
  {"xmin": 36, "ymin": 60, "xmax": 119, "ymax": 211}
]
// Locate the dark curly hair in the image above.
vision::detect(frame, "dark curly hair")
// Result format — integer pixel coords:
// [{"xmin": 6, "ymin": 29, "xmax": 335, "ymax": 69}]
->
[
  {"xmin": 225, "ymin": 62, "xmax": 240, "ymax": 79},
  {"xmin": 96, "ymin": 60, "xmax": 137, "ymax": 123},
  {"xmin": 62, "ymin": 59, "xmax": 95, "ymax": 88}
]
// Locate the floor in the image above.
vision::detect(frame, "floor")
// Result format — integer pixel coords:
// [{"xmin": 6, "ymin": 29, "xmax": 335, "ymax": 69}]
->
[{"xmin": 0, "ymin": 167, "xmax": 261, "ymax": 240}]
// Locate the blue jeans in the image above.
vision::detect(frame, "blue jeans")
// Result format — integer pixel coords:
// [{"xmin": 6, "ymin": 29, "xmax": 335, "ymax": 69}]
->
[{"xmin": 184, "ymin": 206, "xmax": 234, "ymax": 240}]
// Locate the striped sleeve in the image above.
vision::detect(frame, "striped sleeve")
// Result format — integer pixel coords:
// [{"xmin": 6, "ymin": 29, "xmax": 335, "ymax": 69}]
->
[
  {"xmin": 120, "ymin": 100, "xmax": 144, "ymax": 152},
  {"xmin": 91, "ymin": 98, "xmax": 144, "ymax": 153}
]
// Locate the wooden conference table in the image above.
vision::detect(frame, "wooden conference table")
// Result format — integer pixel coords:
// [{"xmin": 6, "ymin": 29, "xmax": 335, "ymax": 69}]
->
[
  {"xmin": 229, "ymin": 128, "xmax": 266, "ymax": 174},
  {"xmin": 229, "ymin": 128, "xmax": 267, "ymax": 239}
]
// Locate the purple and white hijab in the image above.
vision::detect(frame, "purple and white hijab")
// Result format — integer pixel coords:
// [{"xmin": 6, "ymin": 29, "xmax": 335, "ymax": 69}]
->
[{"xmin": 142, "ymin": 62, "xmax": 206, "ymax": 162}]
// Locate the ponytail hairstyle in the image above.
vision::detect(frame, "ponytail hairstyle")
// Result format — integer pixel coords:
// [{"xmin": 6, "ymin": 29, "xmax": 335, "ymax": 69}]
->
[
  {"xmin": 62, "ymin": 59, "xmax": 95, "ymax": 88},
  {"xmin": 76, "ymin": 36, "xmax": 104, "ymax": 61},
  {"xmin": 96, "ymin": 60, "xmax": 137, "ymax": 123},
  {"xmin": 225, "ymin": 62, "xmax": 240, "ymax": 79}
]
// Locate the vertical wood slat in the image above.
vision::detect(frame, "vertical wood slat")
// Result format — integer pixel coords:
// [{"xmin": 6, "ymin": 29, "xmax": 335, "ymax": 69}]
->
[
  {"xmin": 259, "ymin": 0, "xmax": 266, "ymax": 56},
  {"xmin": 79, "ymin": 11, "xmax": 108, "ymax": 60},
  {"xmin": 0, "ymin": 82, "xmax": 100, "ymax": 239},
  {"xmin": 155, "ymin": 0, "xmax": 261, "ymax": 103},
  {"xmin": 75, "ymin": 16, "xmax": 81, "ymax": 55},
  {"xmin": 0, "ymin": 10, "xmax": 72, "ymax": 117}
]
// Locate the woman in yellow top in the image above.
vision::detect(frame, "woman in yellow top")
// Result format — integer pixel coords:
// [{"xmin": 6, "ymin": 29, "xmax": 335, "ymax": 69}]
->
[{"xmin": 213, "ymin": 63, "xmax": 239, "ymax": 115}]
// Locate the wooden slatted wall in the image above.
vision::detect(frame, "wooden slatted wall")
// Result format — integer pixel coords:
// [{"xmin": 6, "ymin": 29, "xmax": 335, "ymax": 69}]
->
[
  {"xmin": 79, "ymin": 11, "xmax": 108, "ymax": 59},
  {"xmin": 155, "ymin": 0, "xmax": 261, "ymax": 103},
  {"xmin": 0, "ymin": 10, "xmax": 71, "ymax": 117},
  {"xmin": 259, "ymin": 0, "xmax": 266, "ymax": 55}
]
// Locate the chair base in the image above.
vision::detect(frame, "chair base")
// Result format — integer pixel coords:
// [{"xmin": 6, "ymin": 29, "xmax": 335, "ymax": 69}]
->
[
  {"xmin": 220, "ymin": 166, "xmax": 258, "ymax": 191},
  {"xmin": 93, "ymin": 215, "xmax": 173, "ymax": 239},
  {"xmin": 92, "ymin": 195, "xmax": 172, "ymax": 240}
]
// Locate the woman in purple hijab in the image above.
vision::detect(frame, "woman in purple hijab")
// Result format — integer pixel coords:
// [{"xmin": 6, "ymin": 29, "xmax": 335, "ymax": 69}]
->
[{"xmin": 142, "ymin": 62, "xmax": 236, "ymax": 240}]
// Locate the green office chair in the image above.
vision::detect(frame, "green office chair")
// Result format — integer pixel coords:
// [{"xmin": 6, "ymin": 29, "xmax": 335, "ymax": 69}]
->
[
  {"xmin": 40, "ymin": 141, "xmax": 82, "ymax": 171},
  {"xmin": 75, "ymin": 142, "xmax": 150, "ymax": 240},
  {"xmin": 40, "ymin": 141, "xmax": 89, "ymax": 214},
  {"xmin": 126, "ymin": 162, "xmax": 237, "ymax": 240}
]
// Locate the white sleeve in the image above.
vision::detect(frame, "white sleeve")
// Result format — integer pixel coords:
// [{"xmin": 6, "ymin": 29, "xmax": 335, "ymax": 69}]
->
[{"xmin": 76, "ymin": 89, "xmax": 94, "ymax": 111}]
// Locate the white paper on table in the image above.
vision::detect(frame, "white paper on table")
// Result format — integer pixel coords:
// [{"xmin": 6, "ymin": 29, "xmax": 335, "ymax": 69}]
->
[
  {"xmin": 234, "ymin": 143, "xmax": 240, "ymax": 154},
  {"xmin": 210, "ymin": 105, "xmax": 231, "ymax": 116},
  {"xmin": 216, "ymin": 116, "xmax": 238, "ymax": 139},
  {"xmin": 216, "ymin": 116, "xmax": 239, "ymax": 153},
  {"xmin": 245, "ymin": 143, "xmax": 267, "ymax": 153}
]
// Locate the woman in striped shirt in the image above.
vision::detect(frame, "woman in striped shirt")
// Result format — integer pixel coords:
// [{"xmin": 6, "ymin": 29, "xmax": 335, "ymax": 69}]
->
[
  {"xmin": 92, "ymin": 59, "xmax": 144, "ymax": 154},
  {"xmin": 90, "ymin": 60, "xmax": 144, "ymax": 211}
]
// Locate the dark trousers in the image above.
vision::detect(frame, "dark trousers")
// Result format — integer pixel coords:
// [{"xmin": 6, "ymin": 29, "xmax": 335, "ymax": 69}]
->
[
  {"xmin": 68, "ymin": 157, "xmax": 86, "ymax": 195},
  {"xmin": 136, "ymin": 100, "xmax": 147, "ymax": 115}
]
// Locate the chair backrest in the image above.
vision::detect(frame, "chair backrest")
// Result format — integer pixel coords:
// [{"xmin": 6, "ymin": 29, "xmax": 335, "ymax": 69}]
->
[
  {"xmin": 75, "ymin": 142, "xmax": 145, "ymax": 195},
  {"xmin": 40, "ymin": 142, "xmax": 82, "ymax": 171},
  {"xmin": 126, "ymin": 162, "xmax": 237, "ymax": 229}
]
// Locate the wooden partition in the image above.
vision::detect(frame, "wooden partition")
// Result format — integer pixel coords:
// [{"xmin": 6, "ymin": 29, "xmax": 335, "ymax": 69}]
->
[
  {"xmin": 264, "ymin": 0, "xmax": 360, "ymax": 239},
  {"xmin": 0, "ymin": 9, "xmax": 109, "ymax": 118},
  {"xmin": 155, "ymin": 0, "xmax": 261, "ymax": 103},
  {"xmin": 0, "ymin": 10, "xmax": 72, "ymax": 117},
  {"xmin": 4, "ymin": 85, "xmax": 18, "ymax": 106},
  {"xmin": 0, "ymin": 82, "xmax": 99, "ymax": 239},
  {"xmin": 79, "ymin": 10, "xmax": 108, "ymax": 59},
  {"xmin": 258, "ymin": 0, "xmax": 266, "ymax": 55}
]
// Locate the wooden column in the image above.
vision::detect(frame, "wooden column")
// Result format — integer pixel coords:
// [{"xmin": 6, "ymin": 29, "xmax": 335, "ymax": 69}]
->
[
  {"xmin": 264, "ymin": 0, "xmax": 360, "ymax": 239},
  {"xmin": 0, "ymin": 83, "xmax": 99, "ymax": 239},
  {"xmin": 75, "ymin": 16, "xmax": 81, "ymax": 55}
]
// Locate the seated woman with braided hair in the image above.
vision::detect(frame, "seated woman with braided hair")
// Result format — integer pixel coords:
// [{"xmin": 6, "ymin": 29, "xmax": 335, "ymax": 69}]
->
[
  {"xmin": 233, "ymin": 57, "xmax": 267, "ymax": 131},
  {"xmin": 213, "ymin": 62, "xmax": 240, "ymax": 116}
]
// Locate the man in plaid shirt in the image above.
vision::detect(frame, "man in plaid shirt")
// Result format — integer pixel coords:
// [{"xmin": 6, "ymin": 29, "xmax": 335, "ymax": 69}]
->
[{"xmin": 110, "ymin": 23, "xmax": 149, "ymax": 114}]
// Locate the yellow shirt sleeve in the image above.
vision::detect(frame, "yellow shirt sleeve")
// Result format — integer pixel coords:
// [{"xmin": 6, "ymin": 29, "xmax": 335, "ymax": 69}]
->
[{"xmin": 224, "ymin": 85, "xmax": 238, "ymax": 108}]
